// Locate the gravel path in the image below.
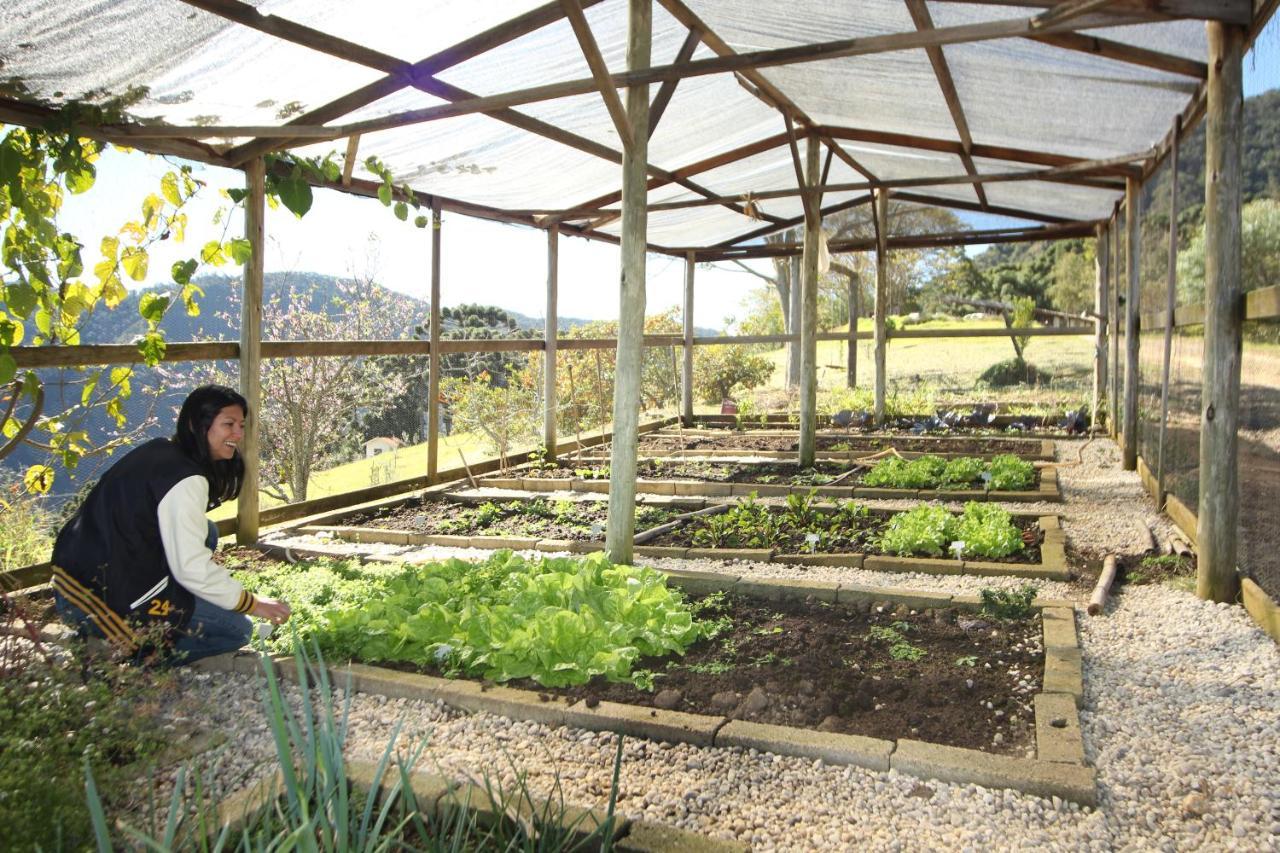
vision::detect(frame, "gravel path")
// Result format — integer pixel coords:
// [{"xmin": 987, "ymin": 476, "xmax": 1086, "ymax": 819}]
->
[{"xmin": 154, "ymin": 437, "xmax": 1280, "ymax": 850}]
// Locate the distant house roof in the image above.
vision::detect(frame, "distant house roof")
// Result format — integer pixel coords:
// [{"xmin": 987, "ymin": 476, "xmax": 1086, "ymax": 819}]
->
[{"xmin": 363, "ymin": 436, "xmax": 402, "ymax": 448}]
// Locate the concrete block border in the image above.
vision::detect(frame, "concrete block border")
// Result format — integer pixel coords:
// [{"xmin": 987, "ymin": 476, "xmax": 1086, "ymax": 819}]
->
[{"xmin": 198, "ymin": 578, "xmax": 1093, "ymax": 806}]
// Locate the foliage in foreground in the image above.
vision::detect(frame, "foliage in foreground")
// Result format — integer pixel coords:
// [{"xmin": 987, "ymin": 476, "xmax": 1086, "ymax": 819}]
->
[
  {"xmin": 87, "ymin": 642, "xmax": 623, "ymax": 851},
  {"xmin": 879, "ymin": 502, "xmax": 1025, "ymax": 559},
  {"xmin": 236, "ymin": 551, "xmax": 710, "ymax": 688},
  {"xmin": 0, "ymin": 622, "xmax": 173, "ymax": 851}
]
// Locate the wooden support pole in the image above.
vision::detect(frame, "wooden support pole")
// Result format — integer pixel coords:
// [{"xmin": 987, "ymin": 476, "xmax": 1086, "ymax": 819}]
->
[
  {"xmin": 605, "ymin": 0, "xmax": 650, "ymax": 564},
  {"xmin": 873, "ymin": 189, "xmax": 889, "ymax": 425},
  {"xmin": 787, "ymin": 247, "xmax": 801, "ymax": 389},
  {"xmin": 427, "ymin": 198, "xmax": 442, "ymax": 481},
  {"xmin": 682, "ymin": 250, "xmax": 695, "ymax": 423},
  {"xmin": 1156, "ymin": 117, "xmax": 1180, "ymax": 507},
  {"xmin": 1123, "ymin": 176, "xmax": 1140, "ymax": 470},
  {"xmin": 1109, "ymin": 211, "xmax": 1121, "ymax": 437},
  {"xmin": 236, "ymin": 158, "xmax": 265, "ymax": 545},
  {"xmin": 545, "ymin": 224, "xmax": 559, "ymax": 454},
  {"xmin": 847, "ymin": 270, "xmax": 859, "ymax": 389},
  {"xmin": 798, "ymin": 135, "xmax": 821, "ymax": 468},
  {"xmin": 1093, "ymin": 222, "xmax": 1109, "ymax": 428},
  {"xmin": 1196, "ymin": 21, "xmax": 1244, "ymax": 604}
]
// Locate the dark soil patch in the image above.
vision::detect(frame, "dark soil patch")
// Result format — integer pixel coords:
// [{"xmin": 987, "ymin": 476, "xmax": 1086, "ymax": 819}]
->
[
  {"xmin": 516, "ymin": 460, "xmax": 1038, "ymax": 491},
  {"xmin": 533, "ymin": 594, "xmax": 1042, "ymax": 754},
  {"xmin": 338, "ymin": 497, "xmax": 680, "ymax": 541},
  {"xmin": 1114, "ymin": 552, "xmax": 1196, "ymax": 588},
  {"xmin": 637, "ymin": 433, "xmax": 1042, "ymax": 455},
  {"xmin": 646, "ymin": 506, "xmax": 1043, "ymax": 562}
]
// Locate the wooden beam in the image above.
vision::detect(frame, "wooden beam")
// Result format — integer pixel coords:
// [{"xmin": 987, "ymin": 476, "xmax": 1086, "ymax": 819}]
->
[
  {"xmin": 561, "ymin": 0, "xmax": 635, "ymax": 151},
  {"xmin": 1197, "ymin": 22, "xmax": 1244, "ymax": 604},
  {"xmin": 237, "ymin": 158, "xmax": 265, "ymax": 545},
  {"xmin": 1122, "ymin": 176, "xmax": 1140, "ymax": 470},
  {"xmin": 1093, "ymin": 222, "xmax": 1109, "ymax": 428},
  {"xmin": 927, "ymin": 0, "xmax": 1251, "ymax": 24},
  {"xmin": 891, "ymin": 191, "xmax": 1071, "ymax": 225},
  {"xmin": 427, "ymin": 198, "xmax": 442, "ymax": 482},
  {"xmin": 648, "ymin": 27, "xmax": 702, "ymax": 137},
  {"xmin": 905, "ymin": 0, "xmax": 989, "ymax": 208},
  {"xmin": 1156, "ymin": 116, "xmax": 1181, "ymax": 507},
  {"xmin": 798, "ymin": 136, "xmax": 821, "ymax": 467},
  {"xmin": 545, "ymin": 225, "xmax": 559, "ymax": 453},
  {"xmin": 682, "ymin": 251, "xmax": 695, "ymax": 422},
  {"xmin": 713, "ymin": 193, "xmax": 874, "ymax": 249},
  {"xmin": 341, "ymin": 134, "xmax": 360, "ymax": 186},
  {"xmin": 846, "ymin": 269, "xmax": 859, "ymax": 389},
  {"xmin": 605, "ymin": 0, "xmax": 651, "ymax": 564},
  {"xmin": 1109, "ymin": 207, "xmax": 1121, "ymax": 438},
  {"xmin": 873, "ymin": 188, "xmax": 889, "ymax": 425},
  {"xmin": 1027, "ymin": 32, "xmax": 1209, "ymax": 78}
]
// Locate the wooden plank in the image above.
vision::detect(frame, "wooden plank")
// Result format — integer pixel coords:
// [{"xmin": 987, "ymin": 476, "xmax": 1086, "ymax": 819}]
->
[
  {"xmin": 1245, "ymin": 284, "xmax": 1280, "ymax": 319},
  {"xmin": 649, "ymin": 27, "xmax": 701, "ymax": 137},
  {"xmin": 706, "ymin": 221, "xmax": 1096, "ymax": 258},
  {"xmin": 873, "ymin": 189, "xmax": 889, "ymax": 425},
  {"xmin": 848, "ymin": 269, "xmax": 859, "ymax": 389},
  {"xmin": 891, "ymin": 191, "xmax": 1071, "ymax": 226},
  {"xmin": 545, "ymin": 225, "xmax": 559, "ymax": 453},
  {"xmin": 1197, "ymin": 22, "xmax": 1244, "ymax": 604},
  {"xmin": 886, "ymin": 327, "xmax": 1092, "ymax": 339},
  {"xmin": 798, "ymin": 136, "xmax": 821, "ymax": 468},
  {"xmin": 9, "ymin": 342, "xmax": 239, "ymax": 367},
  {"xmin": 341, "ymin": 134, "xmax": 360, "ymax": 186},
  {"xmin": 561, "ymin": 0, "xmax": 635, "ymax": 151},
  {"xmin": 1123, "ymin": 177, "xmax": 1140, "ymax": 470},
  {"xmin": 1109, "ymin": 208, "xmax": 1121, "ymax": 438},
  {"xmin": 1027, "ymin": 32, "xmax": 1208, "ymax": 78},
  {"xmin": 930, "ymin": 0, "xmax": 1250, "ymax": 25},
  {"xmin": 237, "ymin": 158, "xmax": 265, "ymax": 545},
  {"xmin": 1156, "ymin": 117, "xmax": 1181, "ymax": 507},
  {"xmin": 682, "ymin": 251, "xmax": 695, "ymax": 422},
  {"xmin": 605, "ymin": 0, "xmax": 651, "ymax": 564},
  {"xmin": 427, "ymin": 198, "xmax": 442, "ymax": 482}
]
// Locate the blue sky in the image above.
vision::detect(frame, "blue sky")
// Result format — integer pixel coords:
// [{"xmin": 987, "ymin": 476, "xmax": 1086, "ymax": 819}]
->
[{"xmin": 53, "ymin": 19, "xmax": 1279, "ymax": 329}]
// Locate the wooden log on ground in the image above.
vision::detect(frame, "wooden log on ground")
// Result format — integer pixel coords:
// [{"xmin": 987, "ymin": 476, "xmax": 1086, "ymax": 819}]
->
[{"xmin": 1088, "ymin": 554, "xmax": 1118, "ymax": 616}]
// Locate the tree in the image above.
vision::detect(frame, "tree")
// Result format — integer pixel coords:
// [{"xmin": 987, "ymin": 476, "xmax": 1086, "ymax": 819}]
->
[
  {"xmin": 1177, "ymin": 198, "xmax": 1280, "ymax": 304},
  {"xmin": 693, "ymin": 344, "xmax": 774, "ymax": 405},
  {"xmin": 1046, "ymin": 245, "xmax": 1095, "ymax": 314},
  {"xmin": 440, "ymin": 371, "xmax": 539, "ymax": 468}
]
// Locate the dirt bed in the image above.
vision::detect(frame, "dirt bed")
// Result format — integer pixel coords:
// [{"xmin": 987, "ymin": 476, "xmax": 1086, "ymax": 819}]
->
[
  {"xmin": 518, "ymin": 460, "xmax": 1040, "ymax": 491},
  {"xmin": 340, "ymin": 497, "xmax": 679, "ymax": 541},
  {"xmin": 635, "ymin": 434, "xmax": 1042, "ymax": 455}
]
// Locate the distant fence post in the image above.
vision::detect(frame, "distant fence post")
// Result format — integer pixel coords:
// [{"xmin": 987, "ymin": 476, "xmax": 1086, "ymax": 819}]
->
[
  {"xmin": 427, "ymin": 197, "xmax": 442, "ymax": 482},
  {"xmin": 1123, "ymin": 177, "xmax": 1140, "ymax": 470},
  {"xmin": 873, "ymin": 188, "xmax": 889, "ymax": 425},
  {"xmin": 682, "ymin": 250, "xmax": 694, "ymax": 423},
  {"xmin": 1197, "ymin": 22, "xmax": 1244, "ymax": 604},
  {"xmin": 1156, "ymin": 117, "xmax": 1180, "ymax": 508},
  {"xmin": 545, "ymin": 224, "xmax": 559, "ymax": 453},
  {"xmin": 1093, "ymin": 222, "xmax": 1109, "ymax": 428},
  {"xmin": 236, "ymin": 157, "xmax": 265, "ymax": 545}
]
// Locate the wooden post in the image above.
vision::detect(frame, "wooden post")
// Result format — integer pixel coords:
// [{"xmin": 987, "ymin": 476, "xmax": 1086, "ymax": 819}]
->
[
  {"xmin": 236, "ymin": 158, "xmax": 265, "ymax": 545},
  {"xmin": 1156, "ymin": 118, "xmax": 1180, "ymax": 508},
  {"xmin": 545, "ymin": 224, "xmax": 559, "ymax": 453},
  {"xmin": 427, "ymin": 198, "xmax": 442, "ymax": 481},
  {"xmin": 873, "ymin": 188, "xmax": 889, "ymax": 425},
  {"xmin": 1122, "ymin": 177, "xmax": 1140, "ymax": 470},
  {"xmin": 1196, "ymin": 22, "xmax": 1244, "ymax": 604},
  {"xmin": 682, "ymin": 250, "xmax": 694, "ymax": 423},
  {"xmin": 798, "ymin": 135, "xmax": 821, "ymax": 468},
  {"xmin": 605, "ymin": 0, "xmax": 650, "ymax": 564},
  {"xmin": 1109, "ymin": 211, "xmax": 1121, "ymax": 438},
  {"xmin": 847, "ymin": 270, "xmax": 858, "ymax": 389},
  {"xmin": 787, "ymin": 248, "xmax": 801, "ymax": 389},
  {"xmin": 1093, "ymin": 222, "xmax": 1109, "ymax": 429}
]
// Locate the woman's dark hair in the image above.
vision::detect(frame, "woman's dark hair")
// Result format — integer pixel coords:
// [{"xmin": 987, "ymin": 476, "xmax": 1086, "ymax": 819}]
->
[{"xmin": 174, "ymin": 385, "xmax": 248, "ymax": 507}]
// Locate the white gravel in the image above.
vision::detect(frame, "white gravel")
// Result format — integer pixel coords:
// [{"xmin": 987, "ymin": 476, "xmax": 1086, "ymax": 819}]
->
[{"xmin": 158, "ymin": 437, "xmax": 1280, "ymax": 850}]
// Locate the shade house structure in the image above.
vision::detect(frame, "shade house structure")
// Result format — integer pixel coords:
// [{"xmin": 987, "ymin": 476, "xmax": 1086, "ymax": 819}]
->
[{"xmin": 2, "ymin": 0, "xmax": 1275, "ymax": 601}]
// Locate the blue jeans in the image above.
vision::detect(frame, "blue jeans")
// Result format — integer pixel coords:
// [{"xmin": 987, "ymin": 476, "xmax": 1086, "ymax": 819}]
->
[{"xmin": 53, "ymin": 521, "xmax": 252, "ymax": 665}]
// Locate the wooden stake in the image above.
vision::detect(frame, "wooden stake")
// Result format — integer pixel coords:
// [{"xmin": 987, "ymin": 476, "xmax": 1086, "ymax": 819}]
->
[
  {"xmin": 427, "ymin": 199, "xmax": 442, "ymax": 482},
  {"xmin": 1156, "ymin": 116, "xmax": 1180, "ymax": 507},
  {"xmin": 1122, "ymin": 176, "xmax": 1140, "ymax": 470},
  {"xmin": 798, "ymin": 135, "xmax": 821, "ymax": 468},
  {"xmin": 1088, "ymin": 555, "xmax": 1118, "ymax": 616},
  {"xmin": 545, "ymin": 225, "xmax": 559, "ymax": 455},
  {"xmin": 605, "ymin": 0, "xmax": 650, "ymax": 564},
  {"xmin": 1196, "ymin": 22, "xmax": 1244, "ymax": 604},
  {"xmin": 236, "ymin": 157, "xmax": 265, "ymax": 545},
  {"xmin": 873, "ymin": 188, "xmax": 889, "ymax": 425},
  {"xmin": 682, "ymin": 250, "xmax": 694, "ymax": 422}
]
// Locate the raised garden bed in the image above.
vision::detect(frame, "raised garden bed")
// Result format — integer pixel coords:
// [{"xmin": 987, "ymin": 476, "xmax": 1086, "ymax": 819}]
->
[
  {"xmin": 618, "ymin": 431, "xmax": 1056, "ymax": 460},
  {"xmin": 691, "ymin": 412, "xmax": 1084, "ymax": 437},
  {"xmin": 222, "ymin": 550, "xmax": 1092, "ymax": 804},
  {"xmin": 480, "ymin": 454, "xmax": 1060, "ymax": 503}
]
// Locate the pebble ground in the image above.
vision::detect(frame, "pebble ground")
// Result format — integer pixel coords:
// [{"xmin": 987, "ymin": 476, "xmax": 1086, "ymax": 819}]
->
[{"xmin": 156, "ymin": 438, "xmax": 1279, "ymax": 851}]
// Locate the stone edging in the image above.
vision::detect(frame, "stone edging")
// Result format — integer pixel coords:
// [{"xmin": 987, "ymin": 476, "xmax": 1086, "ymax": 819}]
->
[
  {"xmin": 295, "ymin": 511, "xmax": 1069, "ymax": 582},
  {"xmin": 198, "ymin": 577, "xmax": 1093, "ymax": 806},
  {"xmin": 210, "ymin": 757, "xmax": 745, "ymax": 852}
]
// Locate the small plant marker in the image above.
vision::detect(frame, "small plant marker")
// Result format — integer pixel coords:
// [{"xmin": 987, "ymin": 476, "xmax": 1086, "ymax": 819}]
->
[{"xmin": 950, "ymin": 540, "xmax": 966, "ymax": 561}]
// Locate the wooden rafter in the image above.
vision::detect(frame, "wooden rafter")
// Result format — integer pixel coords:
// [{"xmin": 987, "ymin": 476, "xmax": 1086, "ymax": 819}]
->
[
  {"xmin": 560, "ymin": 0, "xmax": 635, "ymax": 150},
  {"xmin": 648, "ymin": 28, "xmax": 702, "ymax": 137},
  {"xmin": 893, "ymin": 190, "xmax": 1069, "ymax": 224},
  {"xmin": 1026, "ymin": 32, "xmax": 1208, "ymax": 78},
  {"xmin": 904, "ymin": 0, "xmax": 989, "ymax": 209},
  {"xmin": 928, "ymin": 0, "xmax": 1251, "ymax": 25},
  {"xmin": 657, "ymin": 0, "xmax": 880, "ymax": 183},
  {"xmin": 714, "ymin": 193, "xmax": 875, "ymax": 249},
  {"xmin": 341, "ymin": 134, "xmax": 360, "ymax": 186}
]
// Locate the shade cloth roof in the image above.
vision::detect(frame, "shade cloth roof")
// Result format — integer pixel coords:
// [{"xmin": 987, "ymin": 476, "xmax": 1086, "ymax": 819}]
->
[{"xmin": 0, "ymin": 0, "xmax": 1271, "ymax": 255}]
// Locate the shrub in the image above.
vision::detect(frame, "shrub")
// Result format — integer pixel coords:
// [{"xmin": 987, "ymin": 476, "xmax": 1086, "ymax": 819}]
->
[
  {"xmin": 978, "ymin": 357, "xmax": 1046, "ymax": 387},
  {"xmin": 987, "ymin": 454, "xmax": 1036, "ymax": 490},
  {"xmin": 694, "ymin": 344, "xmax": 774, "ymax": 405}
]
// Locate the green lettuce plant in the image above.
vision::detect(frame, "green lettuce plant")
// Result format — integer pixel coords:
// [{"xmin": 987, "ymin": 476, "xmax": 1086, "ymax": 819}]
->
[{"xmin": 987, "ymin": 454, "xmax": 1036, "ymax": 490}]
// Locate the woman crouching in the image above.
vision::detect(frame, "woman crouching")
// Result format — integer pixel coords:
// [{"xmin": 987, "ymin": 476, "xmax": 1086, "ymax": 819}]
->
[{"xmin": 52, "ymin": 385, "xmax": 290, "ymax": 664}]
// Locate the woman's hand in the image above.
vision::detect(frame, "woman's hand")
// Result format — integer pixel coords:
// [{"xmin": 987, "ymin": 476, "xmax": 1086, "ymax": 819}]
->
[{"xmin": 250, "ymin": 595, "xmax": 292, "ymax": 625}]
